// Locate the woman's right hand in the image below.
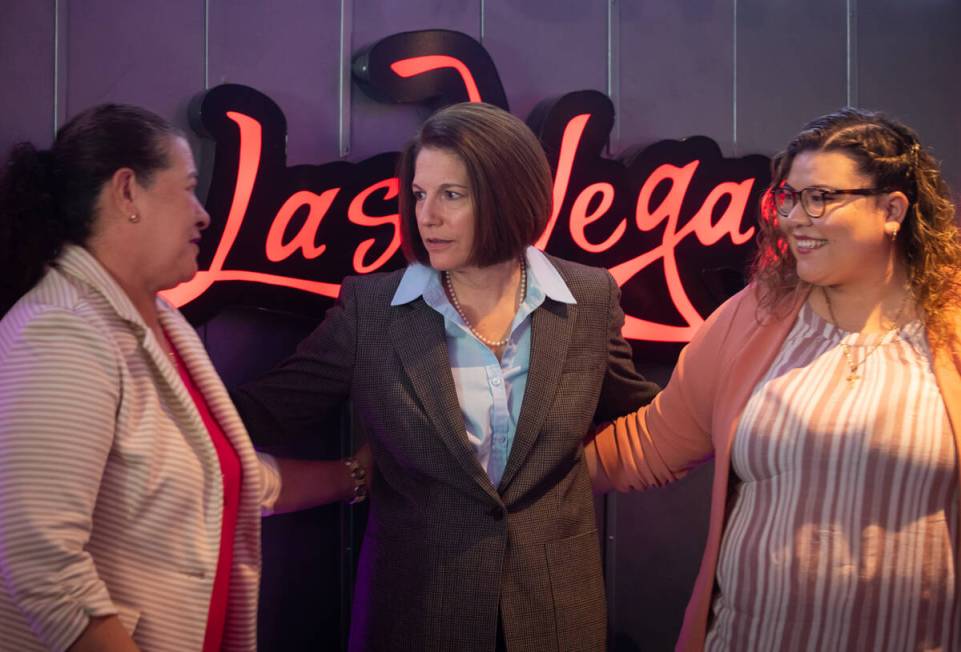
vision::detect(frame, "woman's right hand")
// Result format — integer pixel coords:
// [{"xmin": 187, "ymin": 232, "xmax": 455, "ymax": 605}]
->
[
  {"xmin": 269, "ymin": 443, "xmax": 373, "ymax": 514},
  {"xmin": 68, "ymin": 616, "xmax": 140, "ymax": 652}
]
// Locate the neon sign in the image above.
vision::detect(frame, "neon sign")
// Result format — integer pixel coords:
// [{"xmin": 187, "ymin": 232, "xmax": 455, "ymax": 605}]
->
[{"xmin": 166, "ymin": 29, "xmax": 770, "ymax": 360}]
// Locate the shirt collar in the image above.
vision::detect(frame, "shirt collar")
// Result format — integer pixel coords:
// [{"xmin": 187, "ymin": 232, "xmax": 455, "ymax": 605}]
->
[
  {"xmin": 54, "ymin": 244, "xmax": 178, "ymax": 332},
  {"xmin": 390, "ymin": 247, "xmax": 577, "ymax": 306}
]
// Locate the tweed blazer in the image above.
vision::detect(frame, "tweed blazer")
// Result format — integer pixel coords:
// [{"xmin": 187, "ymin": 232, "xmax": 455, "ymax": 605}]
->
[
  {"xmin": 235, "ymin": 254, "xmax": 658, "ymax": 652},
  {"xmin": 0, "ymin": 245, "xmax": 275, "ymax": 652},
  {"xmin": 587, "ymin": 284, "xmax": 961, "ymax": 651}
]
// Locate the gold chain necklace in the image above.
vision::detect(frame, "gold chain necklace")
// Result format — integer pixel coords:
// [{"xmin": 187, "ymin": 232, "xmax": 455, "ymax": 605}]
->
[
  {"xmin": 443, "ymin": 260, "xmax": 527, "ymax": 348},
  {"xmin": 821, "ymin": 285, "xmax": 909, "ymax": 385}
]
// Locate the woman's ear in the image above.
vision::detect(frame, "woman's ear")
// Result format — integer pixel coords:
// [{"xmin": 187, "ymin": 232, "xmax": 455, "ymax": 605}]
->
[
  {"xmin": 103, "ymin": 167, "xmax": 138, "ymax": 219},
  {"xmin": 882, "ymin": 190, "xmax": 910, "ymax": 225}
]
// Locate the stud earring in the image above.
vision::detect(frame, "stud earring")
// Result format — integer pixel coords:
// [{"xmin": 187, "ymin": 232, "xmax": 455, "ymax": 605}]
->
[{"xmin": 129, "ymin": 213, "xmax": 140, "ymax": 223}]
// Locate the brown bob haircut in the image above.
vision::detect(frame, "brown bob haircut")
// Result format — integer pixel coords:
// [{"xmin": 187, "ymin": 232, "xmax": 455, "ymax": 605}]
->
[{"xmin": 397, "ymin": 102, "xmax": 552, "ymax": 268}]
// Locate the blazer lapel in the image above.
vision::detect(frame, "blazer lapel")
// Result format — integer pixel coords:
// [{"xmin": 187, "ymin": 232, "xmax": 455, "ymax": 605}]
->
[
  {"xmin": 389, "ymin": 300, "xmax": 500, "ymax": 501},
  {"xmin": 713, "ymin": 297, "xmax": 805, "ymax": 456},
  {"xmin": 160, "ymin": 305, "xmax": 264, "ymax": 524},
  {"xmin": 57, "ymin": 246, "xmax": 217, "ymax": 467},
  {"xmin": 143, "ymin": 310, "xmax": 223, "ymax": 485},
  {"xmin": 498, "ymin": 299, "xmax": 575, "ymax": 492}
]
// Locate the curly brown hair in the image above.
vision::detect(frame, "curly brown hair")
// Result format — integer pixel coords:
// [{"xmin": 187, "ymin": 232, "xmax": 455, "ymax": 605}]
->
[{"xmin": 751, "ymin": 108, "xmax": 961, "ymax": 347}]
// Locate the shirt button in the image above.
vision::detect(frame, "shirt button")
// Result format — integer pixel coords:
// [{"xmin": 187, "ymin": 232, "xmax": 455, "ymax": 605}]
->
[{"xmin": 491, "ymin": 377, "xmax": 502, "ymax": 386}]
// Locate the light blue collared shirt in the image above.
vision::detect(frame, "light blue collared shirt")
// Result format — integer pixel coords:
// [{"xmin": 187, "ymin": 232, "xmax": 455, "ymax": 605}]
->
[{"xmin": 390, "ymin": 247, "xmax": 576, "ymax": 488}]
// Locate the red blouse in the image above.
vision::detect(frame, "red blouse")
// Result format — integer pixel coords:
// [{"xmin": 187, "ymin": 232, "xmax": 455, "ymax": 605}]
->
[{"xmin": 168, "ymin": 342, "xmax": 243, "ymax": 652}]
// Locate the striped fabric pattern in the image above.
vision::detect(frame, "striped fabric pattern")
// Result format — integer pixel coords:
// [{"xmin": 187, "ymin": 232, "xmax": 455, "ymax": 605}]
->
[
  {"xmin": 708, "ymin": 302, "xmax": 960, "ymax": 650},
  {"xmin": 0, "ymin": 246, "xmax": 273, "ymax": 651}
]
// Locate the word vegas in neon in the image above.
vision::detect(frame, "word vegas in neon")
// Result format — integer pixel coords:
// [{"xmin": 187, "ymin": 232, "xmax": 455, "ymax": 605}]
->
[{"xmin": 165, "ymin": 30, "xmax": 770, "ymax": 356}]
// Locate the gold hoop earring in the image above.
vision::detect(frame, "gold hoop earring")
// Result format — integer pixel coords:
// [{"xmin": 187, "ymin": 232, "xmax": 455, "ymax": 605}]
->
[{"xmin": 129, "ymin": 213, "xmax": 140, "ymax": 224}]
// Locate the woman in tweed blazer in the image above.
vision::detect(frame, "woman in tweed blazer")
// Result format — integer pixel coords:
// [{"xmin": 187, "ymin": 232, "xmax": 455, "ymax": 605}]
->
[
  {"xmin": 234, "ymin": 103, "xmax": 659, "ymax": 651},
  {"xmin": 0, "ymin": 105, "xmax": 364, "ymax": 651}
]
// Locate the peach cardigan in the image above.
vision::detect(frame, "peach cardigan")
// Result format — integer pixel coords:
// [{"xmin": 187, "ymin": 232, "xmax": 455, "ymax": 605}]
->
[{"xmin": 585, "ymin": 285, "xmax": 961, "ymax": 651}]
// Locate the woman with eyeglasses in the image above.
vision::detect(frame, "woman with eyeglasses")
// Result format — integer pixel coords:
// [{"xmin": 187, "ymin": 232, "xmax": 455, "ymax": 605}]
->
[{"xmin": 587, "ymin": 108, "xmax": 961, "ymax": 650}]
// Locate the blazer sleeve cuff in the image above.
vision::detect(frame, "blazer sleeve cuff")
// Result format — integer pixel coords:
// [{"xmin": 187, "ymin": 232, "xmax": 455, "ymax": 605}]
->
[{"xmin": 13, "ymin": 580, "xmax": 117, "ymax": 652}]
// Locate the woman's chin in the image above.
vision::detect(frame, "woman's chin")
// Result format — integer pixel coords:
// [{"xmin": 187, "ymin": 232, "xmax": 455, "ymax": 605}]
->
[
  {"xmin": 161, "ymin": 264, "xmax": 199, "ymax": 292},
  {"xmin": 428, "ymin": 254, "xmax": 463, "ymax": 273},
  {"xmin": 795, "ymin": 261, "xmax": 830, "ymax": 287}
]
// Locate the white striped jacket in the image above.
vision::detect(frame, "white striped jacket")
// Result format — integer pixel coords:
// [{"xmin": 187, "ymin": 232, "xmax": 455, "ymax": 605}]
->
[{"xmin": 0, "ymin": 245, "xmax": 276, "ymax": 651}]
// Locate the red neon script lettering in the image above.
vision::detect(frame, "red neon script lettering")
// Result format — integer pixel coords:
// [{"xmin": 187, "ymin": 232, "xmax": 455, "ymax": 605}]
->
[
  {"xmin": 162, "ymin": 109, "xmax": 757, "ymax": 345},
  {"xmin": 266, "ymin": 189, "xmax": 339, "ymax": 261},
  {"xmin": 540, "ymin": 113, "xmax": 757, "ymax": 342},
  {"xmin": 569, "ymin": 182, "xmax": 625, "ymax": 253},
  {"xmin": 347, "ymin": 178, "xmax": 401, "ymax": 274},
  {"xmin": 390, "ymin": 56, "xmax": 483, "ymax": 102},
  {"xmin": 161, "ymin": 111, "xmax": 342, "ymax": 306}
]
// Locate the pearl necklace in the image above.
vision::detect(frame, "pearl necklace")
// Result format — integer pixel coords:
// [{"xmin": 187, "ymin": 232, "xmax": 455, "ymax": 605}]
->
[
  {"xmin": 443, "ymin": 260, "xmax": 527, "ymax": 348},
  {"xmin": 822, "ymin": 285, "xmax": 910, "ymax": 385}
]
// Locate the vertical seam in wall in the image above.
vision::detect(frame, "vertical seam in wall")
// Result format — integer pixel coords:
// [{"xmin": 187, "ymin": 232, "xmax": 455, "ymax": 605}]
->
[
  {"xmin": 479, "ymin": 0, "xmax": 485, "ymax": 43},
  {"xmin": 604, "ymin": 491, "xmax": 618, "ymax": 643},
  {"xmin": 604, "ymin": 3, "xmax": 620, "ymax": 639},
  {"xmin": 846, "ymin": 0, "xmax": 858, "ymax": 107},
  {"xmin": 52, "ymin": 0, "xmax": 60, "ymax": 135},
  {"xmin": 732, "ymin": 0, "xmax": 738, "ymax": 156},
  {"xmin": 604, "ymin": 3, "xmax": 620, "ymax": 629},
  {"xmin": 607, "ymin": 0, "xmax": 619, "ymax": 155},
  {"xmin": 339, "ymin": 0, "xmax": 352, "ymax": 159},
  {"xmin": 204, "ymin": 0, "xmax": 210, "ymax": 89}
]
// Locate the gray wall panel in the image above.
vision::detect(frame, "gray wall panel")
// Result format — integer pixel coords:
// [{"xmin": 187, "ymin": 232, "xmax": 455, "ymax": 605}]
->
[
  {"xmin": 735, "ymin": 0, "xmax": 847, "ymax": 157},
  {"xmin": 208, "ymin": 0, "xmax": 342, "ymax": 165},
  {"xmin": 858, "ymin": 0, "xmax": 961, "ymax": 197},
  {"xmin": 0, "ymin": 0, "xmax": 56, "ymax": 153},
  {"xmin": 605, "ymin": 8, "xmax": 734, "ymax": 650},
  {"xmin": 484, "ymin": 0, "xmax": 608, "ymax": 122},
  {"xmin": 608, "ymin": 464, "xmax": 714, "ymax": 652},
  {"xmin": 617, "ymin": 1, "xmax": 734, "ymax": 154},
  {"xmin": 348, "ymin": 0, "xmax": 480, "ymax": 160},
  {"xmin": 63, "ymin": 0, "xmax": 204, "ymax": 129}
]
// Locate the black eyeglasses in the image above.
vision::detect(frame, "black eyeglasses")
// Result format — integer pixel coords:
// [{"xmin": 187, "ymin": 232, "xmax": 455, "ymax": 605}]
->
[{"xmin": 772, "ymin": 186, "xmax": 888, "ymax": 219}]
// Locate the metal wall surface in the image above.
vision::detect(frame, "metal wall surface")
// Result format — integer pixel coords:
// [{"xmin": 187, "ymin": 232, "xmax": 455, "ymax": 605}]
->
[
  {"xmin": 618, "ymin": 1, "xmax": 735, "ymax": 153},
  {"xmin": 0, "ymin": 1, "xmax": 55, "ymax": 152},
  {"xmin": 4, "ymin": 0, "xmax": 959, "ymax": 182},
  {"xmin": 62, "ymin": 1, "xmax": 205, "ymax": 129},
  {"xmin": 2, "ymin": 1, "xmax": 959, "ymax": 649},
  {"xmin": 206, "ymin": 0, "xmax": 343, "ymax": 165}
]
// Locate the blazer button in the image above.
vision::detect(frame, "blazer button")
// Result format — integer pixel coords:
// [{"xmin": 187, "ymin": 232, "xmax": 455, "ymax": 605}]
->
[{"xmin": 487, "ymin": 506, "xmax": 505, "ymax": 520}]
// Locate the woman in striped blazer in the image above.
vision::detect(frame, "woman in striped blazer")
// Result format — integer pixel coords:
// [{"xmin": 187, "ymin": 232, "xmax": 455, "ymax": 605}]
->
[
  {"xmin": 588, "ymin": 109, "xmax": 961, "ymax": 650},
  {"xmin": 0, "ymin": 104, "xmax": 366, "ymax": 652}
]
